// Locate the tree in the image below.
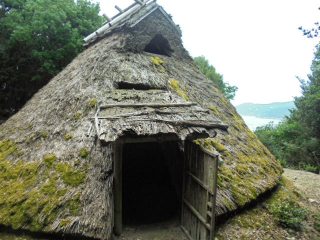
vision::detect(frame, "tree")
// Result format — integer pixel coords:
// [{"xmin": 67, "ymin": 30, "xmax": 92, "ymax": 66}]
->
[
  {"xmin": 0, "ymin": 0, "xmax": 104, "ymax": 120},
  {"xmin": 194, "ymin": 56, "xmax": 238, "ymax": 100},
  {"xmin": 293, "ymin": 46, "xmax": 320, "ymax": 139}
]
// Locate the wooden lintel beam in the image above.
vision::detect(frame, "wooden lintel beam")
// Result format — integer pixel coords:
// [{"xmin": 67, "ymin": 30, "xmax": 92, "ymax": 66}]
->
[
  {"xmin": 117, "ymin": 135, "xmax": 179, "ymax": 144},
  {"xmin": 130, "ymin": 118, "xmax": 228, "ymax": 131},
  {"xmin": 91, "ymin": 108, "xmax": 209, "ymax": 120}
]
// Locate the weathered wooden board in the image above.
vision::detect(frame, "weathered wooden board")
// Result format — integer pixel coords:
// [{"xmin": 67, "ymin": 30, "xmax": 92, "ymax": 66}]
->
[{"xmin": 181, "ymin": 141, "xmax": 219, "ymax": 240}]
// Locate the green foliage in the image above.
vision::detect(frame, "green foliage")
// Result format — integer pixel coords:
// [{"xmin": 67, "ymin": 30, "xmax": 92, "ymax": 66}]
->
[
  {"xmin": 266, "ymin": 177, "xmax": 307, "ymax": 231},
  {"xmin": 255, "ymin": 120, "xmax": 320, "ymax": 172},
  {"xmin": 299, "ymin": 22, "xmax": 320, "ymax": 38},
  {"xmin": 269, "ymin": 200, "xmax": 307, "ymax": 230},
  {"xmin": 303, "ymin": 164, "xmax": 319, "ymax": 173},
  {"xmin": 0, "ymin": 0, "xmax": 104, "ymax": 120},
  {"xmin": 194, "ymin": 56, "xmax": 237, "ymax": 100}
]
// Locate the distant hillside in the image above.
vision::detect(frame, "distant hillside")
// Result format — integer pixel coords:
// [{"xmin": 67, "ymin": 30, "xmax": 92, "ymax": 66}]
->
[{"xmin": 236, "ymin": 101, "xmax": 295, "ymax": 119}]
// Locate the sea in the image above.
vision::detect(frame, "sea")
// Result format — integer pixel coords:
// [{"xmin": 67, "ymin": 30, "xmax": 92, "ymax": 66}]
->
[{"xmin": 241, "ymin": 115, "xmax": 282, "ymax": 131}]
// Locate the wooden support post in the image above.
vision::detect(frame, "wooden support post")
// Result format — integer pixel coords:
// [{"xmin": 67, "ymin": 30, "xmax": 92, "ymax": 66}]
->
[
  {"xmin": 209, "ymin": 157, "xmax": 219, "ymax": 240},
  {"xmin": 115, "ymin": 5, "xmax": 123, "ymax": 13},
  {"xmin": 102, "ymin": 14, "xmax": 111, "ymax": 24},
  {"xmin": 114, "ymin": 143, "xmax": 123, "ymax": 236}
]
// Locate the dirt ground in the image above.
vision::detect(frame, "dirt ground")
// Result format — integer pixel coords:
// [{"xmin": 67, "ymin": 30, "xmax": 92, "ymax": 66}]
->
[
  {"xmin": 117, "ymin": 218, "xmax": 187, "ymax": 240},
  {"xmin": 283, "ymin": 168, "xmax": 320, "ymax": 207}
]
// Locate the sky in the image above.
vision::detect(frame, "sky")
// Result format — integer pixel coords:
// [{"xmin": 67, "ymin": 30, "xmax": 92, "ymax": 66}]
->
[{"xmin": 97, "ymin": 0, "xmax": 319, "ymax": 105}]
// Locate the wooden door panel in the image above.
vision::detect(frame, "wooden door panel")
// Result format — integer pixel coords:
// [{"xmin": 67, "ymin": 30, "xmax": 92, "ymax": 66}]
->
[{"xmin": 181, "ymin": 141, "xmax": 218, "ymax": 240}]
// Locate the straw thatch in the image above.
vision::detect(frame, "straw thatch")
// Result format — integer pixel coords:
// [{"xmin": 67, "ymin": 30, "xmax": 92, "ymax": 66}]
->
[{"xmin": 0, "ymin": 1, "xmax": 282, "ymax": 239}]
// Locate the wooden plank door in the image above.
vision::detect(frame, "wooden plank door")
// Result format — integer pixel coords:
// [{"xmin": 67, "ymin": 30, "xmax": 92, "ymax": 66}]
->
[{"xmin": 181, "ymin": 141, "xmax": 219, "ymax": 240}]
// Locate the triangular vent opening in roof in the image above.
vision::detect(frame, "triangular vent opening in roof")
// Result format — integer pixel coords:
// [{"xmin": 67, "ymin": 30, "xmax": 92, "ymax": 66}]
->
[{"xmin": 144, "ymin": 34, "xmax": 173, "ymax": 56}]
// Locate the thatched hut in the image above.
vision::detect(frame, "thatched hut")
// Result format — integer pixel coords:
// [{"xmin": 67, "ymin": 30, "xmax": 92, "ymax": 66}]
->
[{"xmin": 0, "ymin": 0, "xmax": 282, "ymax": 239}]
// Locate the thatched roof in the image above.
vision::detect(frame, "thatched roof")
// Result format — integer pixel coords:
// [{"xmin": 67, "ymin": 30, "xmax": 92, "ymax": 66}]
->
[
  {"xmin": 0, "ymin": 1, "xmax": 282, "ymax": 239},
  {"xmin": 96, "ymin": 90, "xmax": 227, "ymax": 143}
]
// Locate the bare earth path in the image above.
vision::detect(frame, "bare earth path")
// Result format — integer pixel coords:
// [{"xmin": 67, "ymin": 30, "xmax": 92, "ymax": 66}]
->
[
  {"xmin": 283, "ymin": 168, "xmax": 320, "ymax": 207},
  {"xmin": 118, "ymin": 219, "xmax": 187, "ymax": 240}
]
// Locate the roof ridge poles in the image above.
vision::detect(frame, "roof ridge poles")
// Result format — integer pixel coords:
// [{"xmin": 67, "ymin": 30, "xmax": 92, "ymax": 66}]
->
[{"xmin": 84, "ymin": 0, "xmax": 155, "ymax": 43}]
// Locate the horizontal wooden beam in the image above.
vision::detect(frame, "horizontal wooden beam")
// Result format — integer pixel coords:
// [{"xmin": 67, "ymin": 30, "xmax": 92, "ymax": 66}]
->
[
  {"xmin": 131, "ymin": 118, "xmax": 228, "ymax": 131},
  {"xmin": 94, "ymin": 108, "xmax": 210, "ymax": 120},
  {"xmin": 100, "ymin": 102, "xmax": 197, "ymax": 109}
]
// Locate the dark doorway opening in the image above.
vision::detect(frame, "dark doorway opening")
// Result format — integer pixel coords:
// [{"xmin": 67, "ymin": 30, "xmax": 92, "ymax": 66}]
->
[
  {"xmin": 122, "ymin": 141, "xmax": 183, "ymax": 225},
  {"xmin": 144, "ymin": 34, "xmax": 173, "ymax": 56}
]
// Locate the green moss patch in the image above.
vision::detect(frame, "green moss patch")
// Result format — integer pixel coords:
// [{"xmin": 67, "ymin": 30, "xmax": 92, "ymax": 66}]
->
[
  {"xmin": 151, "ymin": 56, "xmax": 164, "ymax": 65},
  {"xmin": 194, "ymin": 138, "xmax": 227, "ymax": 154},
  {"xmin": 208, "ymin": 106, "xmax": 220, "ymax": 115},
  {"xmin": 43, "ymin": 153, "xmax": 57, "ymax": 167},
  {"xmin": 88, "ymin": 98, "xmax": 97, "ymax": 108},
  {"xmin": 168, "ymin": 79, "xmax": 189, "ymax": 101},
  {"xmin": 79, "ymin": 147, "xmax": 89, "ymax": 158},
  {"xmin": 0, "ymin": 140, "xmax": 18, "ymax": 161},
  {"xmin": 73, "ymin": 111, "xmax": 82, "ymax": 120},
  {"xmin": 0, "ymin": 139, "xmax": 86, "ymax": 232},
  {"xmin": 206, "ymin": 101, "xmax": 283, "ymax": 210},
  {"xmin": 151, "ymin": 56, "xmax": 166, "ymax": 72},
  {"xmin": 56, "ymin": 163, "xmax": 86, "ymax": 187},
  {"xmin": 38, "ymin": 131, "xmax": 49, "ymax": 139},
  {"xmin": 65, "ymin": 194, "xmax": 81, "ymax": 215},
  {"xmin": 64, "ymin": 133, "xmax": 73, "ymax": 141}
]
